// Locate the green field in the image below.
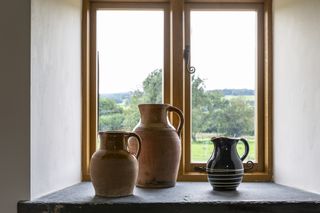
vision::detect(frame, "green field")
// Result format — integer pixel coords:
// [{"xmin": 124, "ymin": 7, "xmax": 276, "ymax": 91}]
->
[
  {"xmin": 191, "ymin": 136, "xmax": 255, "ymax": 162},
  {"xmin": 96, "ymin": 132, "xmax": 256, "ymax": 163}
]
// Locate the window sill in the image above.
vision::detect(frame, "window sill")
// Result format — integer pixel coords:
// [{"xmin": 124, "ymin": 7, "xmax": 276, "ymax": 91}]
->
[{"xmin": 18, "ymin": 182, "xmax": 320, "ymax": 213}]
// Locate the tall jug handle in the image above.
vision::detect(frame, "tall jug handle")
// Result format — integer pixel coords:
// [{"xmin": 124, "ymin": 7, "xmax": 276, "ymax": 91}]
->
[
  {"xmin": 167, "ymin": 105, "xmax": 184, "ymax": 137},
  {"xmin": 238, "ymin": 138, "xmax": 250, "ymax": 161},
  {"xmin": 127, "ymin": 132, "xmax": 142, "ymax": 159}
]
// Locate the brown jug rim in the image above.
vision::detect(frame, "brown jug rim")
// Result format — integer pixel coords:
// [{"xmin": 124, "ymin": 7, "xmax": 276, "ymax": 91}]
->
[
  {"xmin": 210, "ymin": 136, "xmax": 241, "ymax": 141},
  {"xmin": 98, "ymin": 130, "xmax": 129, "ymax": 135}
]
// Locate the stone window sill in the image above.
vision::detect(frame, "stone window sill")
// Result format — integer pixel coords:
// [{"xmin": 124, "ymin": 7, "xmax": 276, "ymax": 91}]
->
[{"xmin": 18, "ymin": 182, "xmax": 320, "ymax": 213}]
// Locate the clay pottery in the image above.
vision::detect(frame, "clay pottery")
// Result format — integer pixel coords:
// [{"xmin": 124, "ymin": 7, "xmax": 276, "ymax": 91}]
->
[
  {"xmin": 90, "ymin": 131, "xmax": 141, "ymax": 197},
  {"xmin": 206, "ymin": 137, "xmax": 249, "ymax": 191},
  {"xmin": 132, "ymin": 104, "xmax": 184, "ymax": 188}
]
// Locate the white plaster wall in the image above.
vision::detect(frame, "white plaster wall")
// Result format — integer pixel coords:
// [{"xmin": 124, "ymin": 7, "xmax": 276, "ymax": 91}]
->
[
  {"xmin": 0, "ymin": 1, "xmax": 31, "ymax": 212},
  {"xmin": 273, "ymin": 0, "xmax": 320, "ymax": 194},
  {"xmin": 31, "ymin": 0, "xmax": 82, "ymax": 199}
]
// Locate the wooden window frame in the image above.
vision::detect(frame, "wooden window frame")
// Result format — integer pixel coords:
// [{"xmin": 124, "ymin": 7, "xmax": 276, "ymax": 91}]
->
[
  {"xmin": 182, "ymin": 2, "xmax": 269, "ymax": 181},
  {"xmin": 82, "ymin": 0, "xmax": 272, "ymax": 182}
]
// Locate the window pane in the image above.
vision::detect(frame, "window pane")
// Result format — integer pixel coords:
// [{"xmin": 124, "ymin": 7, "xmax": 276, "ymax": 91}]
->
[
  {"xmin": 97, "ymin": 10, "xmax": 164, "ymax": 134},
  {"xmin": 190, "ymin": 11, "xmax": 257, "ymax": 162}
]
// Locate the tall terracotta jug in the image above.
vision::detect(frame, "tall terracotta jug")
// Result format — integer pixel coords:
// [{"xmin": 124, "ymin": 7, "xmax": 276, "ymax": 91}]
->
[
  {"xmin": 90, "ymin": 131, "xmax": 141, "ymax": 197},
  {"xmin": 133, "ymin": 104, "xmax": 184, "ymax": 188}
]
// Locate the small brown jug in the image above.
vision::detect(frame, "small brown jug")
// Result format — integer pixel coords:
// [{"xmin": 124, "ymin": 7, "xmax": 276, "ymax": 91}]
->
[
  {"xmin": 132, "ymin": 104, "xmax": 184, "ymax": 188},
  {"xmin": 90, "ymin": 131, "xmax": 141, "ymax": 197}
]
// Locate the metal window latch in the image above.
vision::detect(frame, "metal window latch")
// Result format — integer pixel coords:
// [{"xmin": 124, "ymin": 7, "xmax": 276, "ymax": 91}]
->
[
  {"xmin": 184, "ymin": 45, "xmax": 196, "ymax": 74},
  {"xmin": 194, "ymin": 166, "xmax": 207, "ymax": 173},
  {"xmin": 244, "ymin": 160, "xmax": 255, "ymax": 172}
]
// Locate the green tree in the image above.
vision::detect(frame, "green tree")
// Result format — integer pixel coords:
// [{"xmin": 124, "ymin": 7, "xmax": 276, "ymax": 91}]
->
[
  {"xmin": 216, "ymin": 97, "xmax": 254, "ymax": 137},
  {"xmin": 99, "ymin": 96, "xmax": 123, "ymax": 116},
  {"xmin": 204, "ymin": 90, "xmax": 228, "ymax": 133},
  {"xmin": 123, "ymin": 90, "xmax": 143, "ymax": 130},
  {"xmin": 98, "ymin": 96, "xmax": 125, "ymax": 131},
  {"xmin": 98, "ymin": 68, "xmax": 255, "ymax": 138},
  {"xmin": 191, "ymin": 75, "xmax": 254, "ymax": 140},
  {"xmin": 99, "ymin": 114, "xmax": 124, "ymax": 131},
  {"xmin": 191, "ymin": 75, "xmax": 208, "ymax": 141},
  {"xmin": 123, "ymin": 69, "xmax": 163, "ymax": 130},
  {"xmin": 192, "ymin": 75, "xmax": 206, "ymax": 107},
  {"xmin": 142, "ymin": 69, "xmax": 162, "ymax": 103}
]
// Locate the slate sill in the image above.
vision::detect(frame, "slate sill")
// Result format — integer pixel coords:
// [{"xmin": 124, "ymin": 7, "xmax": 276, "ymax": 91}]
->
[{"xmin": 18, "ymin": 182, "xmax": 320, "ymax": 213}]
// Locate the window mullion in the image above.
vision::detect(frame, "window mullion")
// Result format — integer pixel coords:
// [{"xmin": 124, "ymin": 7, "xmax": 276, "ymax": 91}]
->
[{"xmin": 170, "ymin": 0, "xmax": 186, "ymax": 178}]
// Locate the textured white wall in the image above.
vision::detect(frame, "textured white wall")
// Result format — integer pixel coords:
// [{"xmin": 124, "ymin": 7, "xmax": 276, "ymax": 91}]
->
[
  {"xmin": 0, "ymin": 1, "xmax": 31, "ymax": 212},
  {"xmin": 273, "ymin": 0, "xmax": 320, "ymax": 194},
  {"xmin": 31, "ymin": 0, "xmax": 82, "ymax": 199}
]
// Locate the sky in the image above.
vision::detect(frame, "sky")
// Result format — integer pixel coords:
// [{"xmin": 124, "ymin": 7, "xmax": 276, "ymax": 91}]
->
[
  {"xmin": 97, "ymin": 10, "xmax": 164, "ymax": 94},
  {"xmin": 97, "ymin": 10, "xmax": 257, "ymax": 94}
]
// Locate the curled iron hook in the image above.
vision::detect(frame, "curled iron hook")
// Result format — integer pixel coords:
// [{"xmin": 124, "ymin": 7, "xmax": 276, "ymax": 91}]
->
[
  {"xmin": 184, "ymin": 45, "xmax": 196, "ymax": 74},
  {"xmin": 244, "ymin": 160, "xmax": 255, "ymax": 172}
]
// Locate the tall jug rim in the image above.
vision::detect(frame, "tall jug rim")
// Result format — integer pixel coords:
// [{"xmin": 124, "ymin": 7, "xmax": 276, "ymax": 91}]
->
[{"xmin": 138, "ymin": 103, "xmax": 170, "ymax": 108}]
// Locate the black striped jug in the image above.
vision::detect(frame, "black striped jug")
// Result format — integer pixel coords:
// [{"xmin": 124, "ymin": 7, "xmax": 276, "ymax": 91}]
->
[{"xmin": 206, "ymin": 137, "xmax": 249, "ymax": 191}]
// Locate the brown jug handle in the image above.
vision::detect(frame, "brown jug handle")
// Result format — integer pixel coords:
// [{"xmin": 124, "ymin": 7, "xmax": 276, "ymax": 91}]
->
[
  {"xmin": 167, "ymin": 105, "xmax": 184, "ymax": 137},
  {"xmin": 239, "ymin": 138, "xmax": 250, "ymax": 161},
  {"xmin": 127, "ymin": 132, "xmax": 142, "ymax": 159}
]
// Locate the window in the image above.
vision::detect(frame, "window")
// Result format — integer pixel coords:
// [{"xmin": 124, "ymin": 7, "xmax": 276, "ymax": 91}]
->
[{"xmin": 82, "ymin": 0, "xmax": 272, "ymax": 181}]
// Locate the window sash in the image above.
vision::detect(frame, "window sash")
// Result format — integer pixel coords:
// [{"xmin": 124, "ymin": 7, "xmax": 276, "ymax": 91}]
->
[
  {"xmin": 90, "ymin": 2, "xmax": 171, "ymax": 153},
  {"xmin": 183, "ymin": 3, "xmax": 265, "ymax": 175}
]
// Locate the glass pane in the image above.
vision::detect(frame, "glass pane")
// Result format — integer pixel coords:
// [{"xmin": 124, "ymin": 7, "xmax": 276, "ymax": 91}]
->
[
  {"xmin": 190, "ymin": 11, "xmax": 257, "ymax": 162},
  {"xmin": 97, "ymin": 10, "xmax": 164, "ymax": 136}
]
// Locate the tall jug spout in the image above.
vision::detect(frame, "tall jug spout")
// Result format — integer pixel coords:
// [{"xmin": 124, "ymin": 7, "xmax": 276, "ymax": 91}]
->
[{"xmin": 138, "ymin": 104, "xmax": 168, "ymax": 125}]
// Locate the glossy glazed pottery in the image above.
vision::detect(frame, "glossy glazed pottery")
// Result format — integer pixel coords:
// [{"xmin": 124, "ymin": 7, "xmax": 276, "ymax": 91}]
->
[
  {"xmin": 90, "ymin": 131, "xmax": 141, "ymax": 197},
  {"xmin": 132, "ymin": 104, "xmax": 184, "ymax": 188},
  {"xmin": 206, "ymin": 137, "xmax": 249, "ymax": 191}
]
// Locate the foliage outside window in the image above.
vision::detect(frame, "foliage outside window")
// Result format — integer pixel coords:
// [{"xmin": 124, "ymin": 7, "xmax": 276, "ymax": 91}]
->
[{"xmin": 98, "ymin": 69, "xmax": 163, "ymax": 132}]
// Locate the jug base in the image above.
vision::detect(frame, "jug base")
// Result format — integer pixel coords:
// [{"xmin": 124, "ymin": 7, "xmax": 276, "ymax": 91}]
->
[
  {"xmin": 136, "ymin": 181, "xmax": 176, "ymax": 188},
  {"xmin": 95, "ymin": 192, "xmax": 133, "ymax": 198},
  {"xmin": 213, "ymin": 187, "xmax": 237, "ymax": 191}
]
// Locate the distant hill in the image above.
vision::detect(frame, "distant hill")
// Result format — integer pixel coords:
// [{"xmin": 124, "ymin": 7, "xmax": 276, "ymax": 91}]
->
[
  {"xmin": 214, "ymin": 89, "xmax": 254, "ymax": 96},
  {"xmin": 100, "ymin": 92, "xmax": 131, "ymax": 104},
  {"xmin": 100, "ymin": 89, "xmax": 254, "ymax": 104}
]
